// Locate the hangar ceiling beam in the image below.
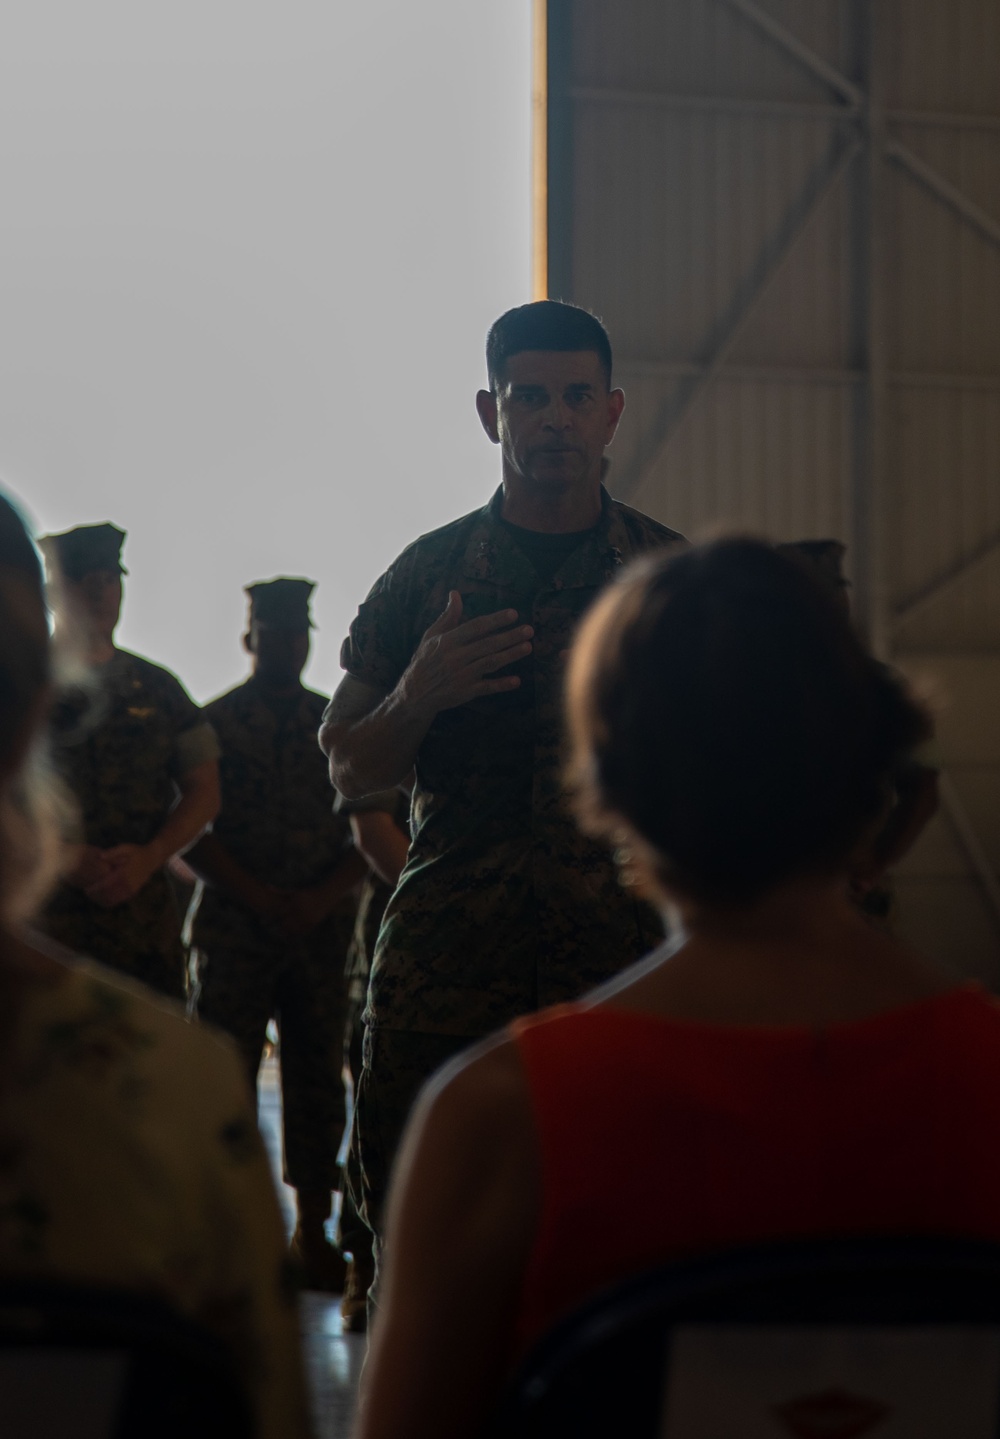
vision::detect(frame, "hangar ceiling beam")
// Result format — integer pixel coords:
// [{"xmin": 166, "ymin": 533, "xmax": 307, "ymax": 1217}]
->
[
  {"xmin": 886, "ymin": 140, "xmax": 1000, "ymax": 253},
  {"xmin": 572, "ymin": 86, "xmax": 999, "ymax": 133},
  {"xmin": 616, "ymin": 362, "xmax": 1000, "ymax": 390},
  {"xmin": 890, "ymin": 110, "xmax": 1000, "ymax": 132},
  {"xmin": 570, "ymin": 89, "xmax": 858, "ymax": 121},
  {"xmin": 719, "ymin": 0, "xmax": 863, "ymax": 109}
]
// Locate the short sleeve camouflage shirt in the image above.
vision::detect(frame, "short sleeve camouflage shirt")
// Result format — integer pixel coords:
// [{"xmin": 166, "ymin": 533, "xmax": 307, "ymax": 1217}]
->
[
  {"xmin": 48, "ymin": 649, "xmax": 214, "ymax": 850},
  {"xmin": 42, "ymin": 649, "xmax": 216, "ymax": 989},
  {"xmin": 336, "ymin": 485, "xmax": 685, "ymax": 1037},
  {"xmin": 191, "ymin": 680, "xmax": 354, "ymax": 950},
  {"xmin": 334, "ymin": 787, "xmax": 412, "ymax": 985}
]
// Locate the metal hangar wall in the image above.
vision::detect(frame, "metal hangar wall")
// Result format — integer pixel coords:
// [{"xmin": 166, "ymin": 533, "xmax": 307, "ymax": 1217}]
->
[{"xmin": 535, "ymin": 0, "xmax": 1000, "ymax": 981}]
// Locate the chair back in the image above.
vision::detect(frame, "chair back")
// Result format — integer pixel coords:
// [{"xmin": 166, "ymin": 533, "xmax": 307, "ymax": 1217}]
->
[
  {"xmin": 496, "ymin": 1237, "xmax": 1000, "ymax": 1438},
  {"xmin": 0, "ymin": 1279, "xmax": 255, "ymax": 1438}
]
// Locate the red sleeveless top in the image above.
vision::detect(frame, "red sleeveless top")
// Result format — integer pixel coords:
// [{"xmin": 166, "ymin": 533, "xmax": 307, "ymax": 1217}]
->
[{"xmin": 510, "ymin": 986, "xmax": 1000, "ymax": 1354}]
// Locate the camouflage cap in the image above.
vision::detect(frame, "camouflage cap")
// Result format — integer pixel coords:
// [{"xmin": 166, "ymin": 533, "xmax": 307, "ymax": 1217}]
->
[
  {"xmin": 38, "ymin": 523, "xmax": 128, "ymax": 582},
  {"xmin": 778, "ymin": 538, "xmax": 849, "ymax": 599},
  {"xmin": 245, "ymin": 577, "xmax": 316, "ymax": 629}
]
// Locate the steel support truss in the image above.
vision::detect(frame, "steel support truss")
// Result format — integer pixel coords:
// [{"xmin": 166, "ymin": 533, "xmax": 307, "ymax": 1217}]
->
[
  {"xmin": 612, "ymin": 0, "xmax": 1000, "ymax": 656},
  {"xmin": 581, "ymin": 0, "xmax": 1000, "ymax": 945}
]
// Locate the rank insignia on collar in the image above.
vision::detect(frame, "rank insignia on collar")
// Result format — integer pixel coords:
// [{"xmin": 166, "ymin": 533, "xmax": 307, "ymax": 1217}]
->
[{"xmin": 471, "ymin": 539, "xmax": 499, "ymax": 577}]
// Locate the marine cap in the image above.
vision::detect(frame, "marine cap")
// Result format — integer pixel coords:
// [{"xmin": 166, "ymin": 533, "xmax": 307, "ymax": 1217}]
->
[
  {"xmin": 245, "ymin": 577, "xmax": 316, "ymax": 629},
  {"xmin": 39, "ymin": 523, "xmax": 128, "ymax": 582}
]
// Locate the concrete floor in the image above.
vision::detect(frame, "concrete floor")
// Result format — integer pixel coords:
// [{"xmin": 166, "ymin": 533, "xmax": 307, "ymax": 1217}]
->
[{"xmin": 257, "ymin": 1056, "xmax": 366, "ymax": 1438}]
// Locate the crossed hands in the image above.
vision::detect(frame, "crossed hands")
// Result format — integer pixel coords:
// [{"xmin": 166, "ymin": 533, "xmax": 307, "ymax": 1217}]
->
[
  {"xmin": 71, "ymin": 847, "xmax": 335, "ymax": 936},
  {"xmin": 69, "ymin": 843, "xmax": 161, "ymax": 908},
  {"xmin": 399, "ymin": 591, "xmax": 534, "ymax": 717}
]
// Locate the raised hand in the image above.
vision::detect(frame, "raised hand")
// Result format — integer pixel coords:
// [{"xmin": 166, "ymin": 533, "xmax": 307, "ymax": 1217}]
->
[{"xmin": 398, "ymin": 591, "xmax": 533, "ymax": 717}]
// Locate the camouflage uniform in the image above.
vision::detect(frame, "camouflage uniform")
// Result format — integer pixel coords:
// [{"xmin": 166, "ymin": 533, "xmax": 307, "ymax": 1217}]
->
[
  {"xmin": 333, "ymin": 788, "xmax": 410, "ymax": 1262},
  {"xmin": 190, "ymin": 679, "xmax": 355, "ymax": 1194},
  {"xmin": 335, "ymin": 484, "xmax": 684, "ymax": 1233},
  {"xmin": 42, "ymin": 650, "xmax": 217, "ymax": 1000},
  {"xmin": 341, "ymin": 789, "xmax": 412, "ymax": 1014}
]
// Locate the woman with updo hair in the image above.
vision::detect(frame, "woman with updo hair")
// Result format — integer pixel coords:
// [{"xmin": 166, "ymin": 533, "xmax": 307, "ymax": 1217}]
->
[
  {"xmin": 358, "ymin": 538, "xmax": 1000, "ymax": 1439},
  {"xmin": 0, "ymin": 493, "xmax": 311, "ymax": 1438}
]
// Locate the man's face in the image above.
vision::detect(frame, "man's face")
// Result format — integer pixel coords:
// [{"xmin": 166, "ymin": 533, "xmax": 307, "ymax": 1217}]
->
[
  {"xmin": 65, "ymin": 569, "xmax": 123, "ymax": 640},
  {"xmin": 478, "ymin": 349, "xmax": 625, "ymax": 491},
  {"xmin": 249, "ymin": 622, "xmax": 309, "ymax": 684}
]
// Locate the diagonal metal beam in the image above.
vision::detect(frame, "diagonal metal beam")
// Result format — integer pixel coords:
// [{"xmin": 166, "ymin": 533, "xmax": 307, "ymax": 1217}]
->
[
  {"xmin": 718, "ymin": 0, "xmax": 864, "ymax": 109},
  {"xmin": 616, "ymin": 134, "xmax": 862, "ymax": 503},
  {"xmin": 570, "ymin": 88, "xmax": 860, "ymax": 121},
  {"xmin": 892, "ymin": 527, "xmax": 1000, "ymax": 629},
  {"xmin": 886, "ymin": 138, "xmax": 1000, "ymax": 252},
  {"xmin": 889, "ymin": 109, "xmax": 1000, "ymax": 133},
  {"xmin": 615, "ymin": 361, "xmax": 1000, "ymax": 391}
]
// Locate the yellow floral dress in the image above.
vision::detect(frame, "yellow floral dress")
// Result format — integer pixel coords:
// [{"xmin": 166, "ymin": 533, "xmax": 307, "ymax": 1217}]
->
[{"xmin": 0, "ymin": 943, "xmax": 313, "ymax": 1439}]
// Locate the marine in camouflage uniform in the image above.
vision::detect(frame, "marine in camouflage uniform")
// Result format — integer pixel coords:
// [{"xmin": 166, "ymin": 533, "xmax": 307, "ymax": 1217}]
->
[
  {"xmin": 39, "ymin": 524, "xmax": 219, "ymax": 1001},
  {"xmin": 323, "ymin": 311, "xmax": 690, "ymax": 1291},
  {"xmin": 186, "ymin": 578, "xmax": 366, "ymax": 1289},
  {"xmin": 337, "ymin": 789, "xmax": 411, "ymax": 1123},
  {"xmin": 335, "ymin": 484, "xmax": 681, "ymax": 1229},
  {"xmin": 323, "ymin": 308, "xmax": 688, "ymax": 1314},
  {"xmin": 333, "ymin": 786, "xmax": 410, "ymax": 1328},
  {"xmin": 347, "ymin": 489, "xmax": 683, "ymax": 1020}
]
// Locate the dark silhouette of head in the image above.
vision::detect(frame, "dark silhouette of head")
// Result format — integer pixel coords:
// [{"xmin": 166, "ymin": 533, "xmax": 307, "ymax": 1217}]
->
[
  {"xmin": 38, "ymin": 523, "xmax": 127, "ymax": 652},
  {"xmin": 567, "ymin": 538, "xmax": 928, "ymax": 908},
  {"xmin": 243, "ymin": 578, "xmax": 315, "ymax": 689}
]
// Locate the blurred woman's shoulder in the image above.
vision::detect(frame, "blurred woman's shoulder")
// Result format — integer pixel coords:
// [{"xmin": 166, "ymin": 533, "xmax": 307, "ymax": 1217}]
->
[
  {"xmin": 8, "ymin": 927, "xmax": 253, "ymax": 1144},
  {"xmin": 0, "ymin": 927, "xmax": 273, "ymax": 1311}
]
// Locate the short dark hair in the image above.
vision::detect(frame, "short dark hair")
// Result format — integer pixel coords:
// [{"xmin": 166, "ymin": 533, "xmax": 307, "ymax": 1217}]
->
[
  {"xmin": 486, "ymin": 301, "xmax": 613, "ymax": 391},
  {"xmin": 567, "ymin": 538, "xmax": 929, "ymax": 907}
]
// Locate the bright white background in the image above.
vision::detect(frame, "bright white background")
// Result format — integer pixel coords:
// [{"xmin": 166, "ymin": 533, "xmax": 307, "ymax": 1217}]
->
[{"xmin": 0, "ymin": 2, "xmax": 532, "ymax": 701}]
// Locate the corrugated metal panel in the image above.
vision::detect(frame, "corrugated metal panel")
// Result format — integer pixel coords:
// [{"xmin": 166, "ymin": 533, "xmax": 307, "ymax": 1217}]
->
[
  {"xmin": 618, "ymin": 375, "xmax": 852, "ymax": 541},
  {"xmin": 572, "ymin": 109, "xmax": 852, "ymax": 365},
  {"xmin": 891, "ymin": 388, "xmax": 1000, "ymax": 651},
  {"xmin": 573, "ymin": 0, "xmax": 852, "ymax": 101},
  {"xmin": 894, "ymin": 655, "xmax": 1000, "ymax": 978},
  {"xmin": 887, "ymin": 133, "xmax": 1000, "ymax": 374},
  {"xmin": 889, "ymin": 0, "xmax": 1000, "ymax": 112},
  {"xmin": 884, "ymin": 6, "xmax": 1000, "ymax": 655}
]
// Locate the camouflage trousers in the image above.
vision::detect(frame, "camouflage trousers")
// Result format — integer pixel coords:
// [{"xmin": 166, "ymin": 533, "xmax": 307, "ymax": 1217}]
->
[
  {"xmin": 337, "ymin": 989, "xmax": 372, "ymax": 1265},
  {"xmin": 348, "ymin": 1026, "xmax": 479, "ymax": 1309},
  {"xmin": 41, "ymin": 871, "xmax": 187, "ymax": 1002},
  {"xmin": 195, "ymin": 911, "xmax": 352, "ymax": 1194}
]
